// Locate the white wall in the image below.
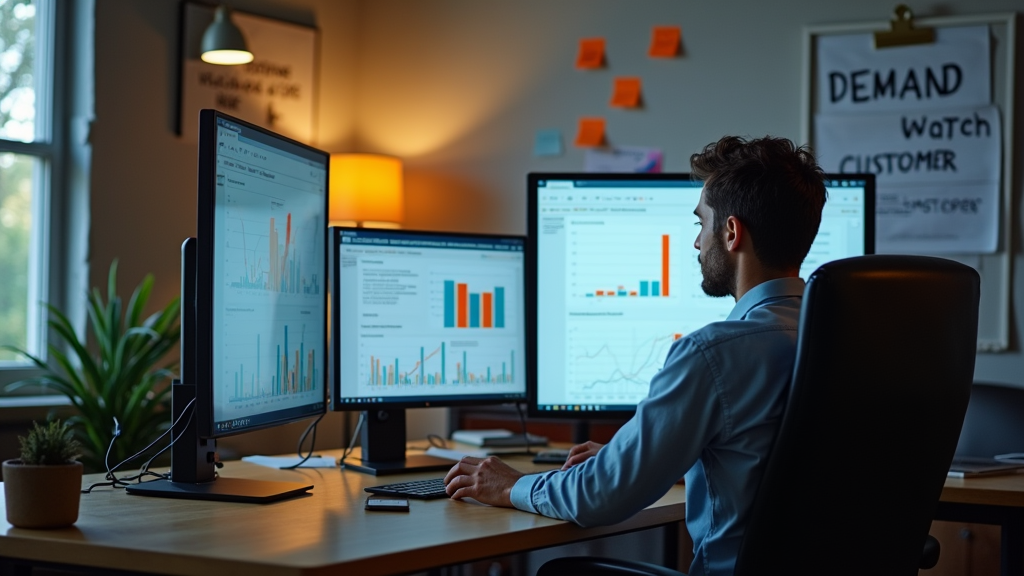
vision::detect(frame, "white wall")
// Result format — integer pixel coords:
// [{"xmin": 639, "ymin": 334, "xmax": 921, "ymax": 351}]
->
[
  {"xmin": 89, "ymin": 0, "xmax": 1024, "ymax": 456},
  {"xmin": 348, "ymin": 0, "xmax": 1024, "ymax": 386},
  {"xmin": 91, "ymin": 0, "xmax": 359, "ymax": 453}
]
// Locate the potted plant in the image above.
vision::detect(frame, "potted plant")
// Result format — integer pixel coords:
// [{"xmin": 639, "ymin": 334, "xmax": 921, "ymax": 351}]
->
[
  {"xmin": 2, "ymin": 261, "xmax": 180, "ymax": 472},
  {"xmin": 3, "ymin": 420, "xmax": 83, "ymax": 528}
]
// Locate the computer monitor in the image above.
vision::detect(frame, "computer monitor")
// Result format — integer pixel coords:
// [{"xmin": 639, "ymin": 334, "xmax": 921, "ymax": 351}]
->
[
  {"xmin": 329, "ymin": 227, "xmax": 527, "ymax": 475},
  {"xmin": 527, "ymin": 172, "xmax": 875, "ymax": 420},
  {"xmin": 127, "ymin": 110, "xmax": 329, "ymax": 502}
]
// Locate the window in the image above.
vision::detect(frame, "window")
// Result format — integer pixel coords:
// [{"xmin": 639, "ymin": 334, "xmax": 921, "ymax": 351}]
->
[{"xmin": 0, "ymin": 0, "xmax": 62, "ymax": 385}]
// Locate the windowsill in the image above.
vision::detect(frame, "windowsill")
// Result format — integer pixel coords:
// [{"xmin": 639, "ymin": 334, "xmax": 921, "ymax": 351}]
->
[{"xmin": 0, "ymin": 395, "xmax": 74, "ymax": 423}]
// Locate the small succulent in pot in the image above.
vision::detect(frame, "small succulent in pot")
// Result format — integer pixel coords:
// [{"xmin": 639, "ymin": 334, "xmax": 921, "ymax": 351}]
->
[
  {"xmin": 17, "ymin": 420, "xmax": 82, "ymax": 465},
  {"xmin": 3, "ymin": 420, "xmax": 84, "ymax": 528}
]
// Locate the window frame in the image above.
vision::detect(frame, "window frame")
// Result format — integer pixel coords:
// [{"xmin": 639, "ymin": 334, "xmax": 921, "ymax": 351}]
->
[{"xmin": 0, "ymin": 0, "xmax": 71, "ymax": 395}]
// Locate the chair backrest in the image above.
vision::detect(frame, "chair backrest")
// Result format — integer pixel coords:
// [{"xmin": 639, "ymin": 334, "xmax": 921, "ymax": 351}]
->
[
  {"xmin": 734, "ymin": 255, "xmax": 979, "ymax": 576},
  {"xmin": 956, "ymin": 381, "xmax": 1024, "ymax": 458}
]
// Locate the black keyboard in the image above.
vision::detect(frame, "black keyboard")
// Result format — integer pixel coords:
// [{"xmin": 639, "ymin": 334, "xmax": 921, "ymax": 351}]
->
[{"xmin": 365, "ymin": 477, "xmax": 449, "ymax": 500}]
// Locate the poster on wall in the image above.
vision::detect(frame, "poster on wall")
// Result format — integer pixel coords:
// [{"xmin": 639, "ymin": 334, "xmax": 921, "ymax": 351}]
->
[
  {"xmin": 813, "ymin": 25, "xmax": 1000, "ymax": 254},
  {"xmin": 177, "ymin": 2, "xmax": 318, "ymax": 144}
]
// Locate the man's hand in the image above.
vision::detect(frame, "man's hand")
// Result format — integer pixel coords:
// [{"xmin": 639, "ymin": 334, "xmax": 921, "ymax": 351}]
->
[
  {"xmin": 443, "ymin": 456, "xmax": 523, "ymax": 507},
  {"xmin": 561, "ymin": 441, "xmax": 605, "ymax": 471}
]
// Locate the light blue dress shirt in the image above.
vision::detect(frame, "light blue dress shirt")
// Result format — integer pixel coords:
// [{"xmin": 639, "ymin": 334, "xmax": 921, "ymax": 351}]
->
[{"xmin": 510, "ymin": 277, "xmax": 806, "ymax": 576}]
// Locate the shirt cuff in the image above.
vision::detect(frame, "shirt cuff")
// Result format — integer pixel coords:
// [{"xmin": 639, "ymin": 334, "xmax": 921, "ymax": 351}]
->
[{"xmin": 510, "ymin": 473, "xmax": 542, "ymax": 513}]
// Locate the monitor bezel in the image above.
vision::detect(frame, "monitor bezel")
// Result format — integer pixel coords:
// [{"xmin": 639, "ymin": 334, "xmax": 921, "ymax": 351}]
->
[
  {"xmin": 328, "ymin": 226, "xmax": 529, "ymax": 412},
  {"xmin": 525, "ymin": 171, "xmax": 876, "ymax": 420},
  {"xmin": 195, "ymin": 109, "xmax": 329, "ymax": 439}
]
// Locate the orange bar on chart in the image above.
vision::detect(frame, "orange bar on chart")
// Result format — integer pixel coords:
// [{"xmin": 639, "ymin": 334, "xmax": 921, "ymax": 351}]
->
[
  {"xmin": 457, "ymin": 283, "xmax": 468, "ymax": 328},
  {"xmin": 661, "ymin": 234, "xmax": 670, "ymax": 296},
  {"xmin": 482, "ymin": 292, "xmax": 493, "ymax": 328},
  {"xmin": 596, "ymin": 290, "xmax": 605, "ymax": 296}
]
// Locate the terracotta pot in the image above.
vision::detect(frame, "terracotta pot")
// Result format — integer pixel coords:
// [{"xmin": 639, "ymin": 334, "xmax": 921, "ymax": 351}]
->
[{"xmin": 2, "ymin": 459, "xmax": 83, "ymax": 529}]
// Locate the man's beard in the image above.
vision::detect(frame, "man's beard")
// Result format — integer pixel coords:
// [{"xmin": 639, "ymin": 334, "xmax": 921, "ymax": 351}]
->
[{"xmin": 699, "ymin": 234, "xmax": 735, "ymax": 298}]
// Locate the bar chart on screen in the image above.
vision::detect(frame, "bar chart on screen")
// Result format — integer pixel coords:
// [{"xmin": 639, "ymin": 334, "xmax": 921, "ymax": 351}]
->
[
  {"xmin": 566, "ymin": 221, "xmax": 690, "ymax": 302},
  {"xmin": 223, "ymin": 202, "xmax": 322, "ymax": 296},
  {"xmin": 219, "ymin": 313, "xmax": 322, "ymax": 415},
  {"xmin": 356, "ymin": 335, "xmax": 523, "ymax": 398}
]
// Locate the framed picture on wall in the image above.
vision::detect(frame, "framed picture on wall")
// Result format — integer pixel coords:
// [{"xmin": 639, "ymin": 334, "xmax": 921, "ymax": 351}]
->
[{"xmin": 177, "ymin": 1, "xmax": 318, "ymax": 144}]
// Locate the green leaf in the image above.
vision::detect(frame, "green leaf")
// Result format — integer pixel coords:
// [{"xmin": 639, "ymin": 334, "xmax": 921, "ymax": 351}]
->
[{"xmin": 5, "ymin": 259, "xmax": 179, "ymax": 472}]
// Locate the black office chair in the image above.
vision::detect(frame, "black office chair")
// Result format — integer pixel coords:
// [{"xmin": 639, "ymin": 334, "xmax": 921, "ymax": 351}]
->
[{"xmin": 538, "ymin": 255, "xmax": 980, "ymax": 576}]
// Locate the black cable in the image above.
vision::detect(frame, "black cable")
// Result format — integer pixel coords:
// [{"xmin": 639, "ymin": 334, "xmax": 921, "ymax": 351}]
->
[
  {"xmin": 515, "ymin": 402, "xmax": 535, "ymax": 455},
  {"xmin": 82, "ymin": 399, "xmax": 195, "ymax": 493},
  {"xmin": 338, "ymin": 412, "xmax": 365, "ymax": 470},
  {"xmin": 280, "ymin": 411, "xmax": 326, "ymax": 470}
]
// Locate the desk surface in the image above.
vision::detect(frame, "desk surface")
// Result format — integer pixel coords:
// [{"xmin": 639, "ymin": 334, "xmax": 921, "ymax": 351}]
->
[
  {"xmin": 942, "ymin": 473, "xmax": 1024, "ymax": 508},
  {"xmin": 0, "ymin": 450, "xmax": 685, "ymax": 576},
  {"xmin": 2, "ymin": 452, "xmax": 1022, "ymax": 576}
]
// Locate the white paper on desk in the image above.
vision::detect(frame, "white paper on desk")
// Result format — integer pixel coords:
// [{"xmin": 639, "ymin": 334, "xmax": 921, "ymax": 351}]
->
[
  {"xmin": 424, "ymin": 446, "xmax": 488, "ymax": 461},
  {"xmin": 815, "ymin": 104, "xmax": 1001, "ymax": 254},
  {"xmin": 816, "ymin": 25, "xmax": 990, "ymax": 114},
  {"xmin": 242, "ymin": 455, "xmax": 337, "ymax": 469}
]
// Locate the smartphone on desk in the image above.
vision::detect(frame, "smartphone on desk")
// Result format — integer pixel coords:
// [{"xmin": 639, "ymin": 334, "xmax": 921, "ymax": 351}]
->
[
  {"xmin": 532, "ymin": 449, "xmax": 570, "ymax": 464},
  {"xmin": 365, "ymin": 497, "xmax": 410, "ymax": 512}
]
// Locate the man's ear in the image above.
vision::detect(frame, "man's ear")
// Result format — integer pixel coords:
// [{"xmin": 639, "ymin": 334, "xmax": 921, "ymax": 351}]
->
[{"xmin": 724, "ymin": 215, "xmax": 744, "ymax": 252}]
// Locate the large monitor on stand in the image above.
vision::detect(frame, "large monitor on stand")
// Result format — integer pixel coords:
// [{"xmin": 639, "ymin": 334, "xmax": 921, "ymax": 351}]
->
[
  {"xmin": 328, "ymin": 227, "xmax": 527, "ymax": 475},
  {"xmin": 526, "ymin": 172, "xmax": 875, "ymax": 424},
  {"xmin": 127, "ymin": 110, "xmax": 329, "ymax": 503}
]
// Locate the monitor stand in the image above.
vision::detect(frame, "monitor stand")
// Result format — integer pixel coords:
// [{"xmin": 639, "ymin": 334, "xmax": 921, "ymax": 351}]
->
[
  {"xmin": 344, "ymin": 409, "xmax": 454, "ymax": 476},
  {"xmin": 125, "ymin": 380, "xmax": 313, "ymax": 503},
  {"xmin": 125, "ymin": 238, "xmax": 312, "ymax": 503}
]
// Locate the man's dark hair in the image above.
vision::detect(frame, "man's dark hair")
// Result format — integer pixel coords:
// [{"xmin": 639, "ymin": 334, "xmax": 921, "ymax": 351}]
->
[{"xmin": 690, "ymin": 136, "xmax": 827, "ymax": 271}]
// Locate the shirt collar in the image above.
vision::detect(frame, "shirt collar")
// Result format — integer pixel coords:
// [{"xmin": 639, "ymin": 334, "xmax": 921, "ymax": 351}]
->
[{"xmin": 726, "ymin": 277, "xmax": 806, "ymax": 321}]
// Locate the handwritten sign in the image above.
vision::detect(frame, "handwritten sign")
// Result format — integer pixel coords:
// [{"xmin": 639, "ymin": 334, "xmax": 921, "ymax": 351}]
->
[
  {"xmin": 179, "ymin": 3, "xmax": 317, "ymax": 143},
  {"xmin": 817, "ymin": 25, "xmax": 989, "ymax": 114},
  {"xmin": 816, "ymin": 104, "xmax": 1000, "ymax": 253},
  {"xmin": 815, "ymin": 25, "xmax": 1000, "ymax": 254}
]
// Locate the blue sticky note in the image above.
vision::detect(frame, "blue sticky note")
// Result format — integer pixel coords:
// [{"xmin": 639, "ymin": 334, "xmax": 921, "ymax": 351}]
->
[{"xmin": 534, "ymin": 129, "xmax": 564, "ymax": 157}]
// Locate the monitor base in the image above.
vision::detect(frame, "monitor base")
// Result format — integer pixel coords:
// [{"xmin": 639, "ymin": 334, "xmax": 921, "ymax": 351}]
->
[
  {"xmin": 125, "ymin": 477, "xmax": 312, "ymax": 503},
  {"xmin": 345, "ymin": 454, "xmax": 454, "ymax": 476}
]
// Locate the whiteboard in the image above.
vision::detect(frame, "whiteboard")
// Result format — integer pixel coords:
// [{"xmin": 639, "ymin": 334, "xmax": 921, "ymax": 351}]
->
[{"xmin": 802, "ymin": 13, "xmax": 1017, "ymax": 352}]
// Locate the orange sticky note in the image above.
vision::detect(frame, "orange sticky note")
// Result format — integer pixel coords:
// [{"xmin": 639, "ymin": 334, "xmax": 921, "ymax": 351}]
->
[
  {"xmin": 576, "ymin": 38, "xmax": 606, "ymax": 69},
  {"xmin": 610, "ymin": 77, "xmax": 642, "ymax": 108},
  {"xmin": 574, "ymin": 117, "xmax": 606, "ymax": 147},
  {"xmin": 649, "ymin": 26, "xmax": 681, "ymax": 57}
]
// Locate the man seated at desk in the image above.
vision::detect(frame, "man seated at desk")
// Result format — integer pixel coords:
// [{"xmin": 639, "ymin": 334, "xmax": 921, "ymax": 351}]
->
[{"xmin": 444, "ymin": 135, "xmax": 828, "ymax": 576}]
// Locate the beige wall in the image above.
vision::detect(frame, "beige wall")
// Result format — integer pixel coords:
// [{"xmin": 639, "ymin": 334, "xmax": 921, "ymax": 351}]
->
[{"xmin": 89, "ymin": 0, "xmax": 1024, "ymax": 455}]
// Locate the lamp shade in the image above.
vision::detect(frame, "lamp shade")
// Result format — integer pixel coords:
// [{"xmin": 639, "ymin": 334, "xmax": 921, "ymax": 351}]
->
[
  {"xmin": 201, "ymin": 6, "xmax": 254, "ymax": 65},
  {"xmin": 330, "ymin": 154, "xmax": 404, "ymax": 227}
]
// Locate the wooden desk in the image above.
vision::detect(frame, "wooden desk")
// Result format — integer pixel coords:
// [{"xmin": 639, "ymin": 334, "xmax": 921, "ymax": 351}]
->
[
  {"xmin": 0, "ymin": 451, "xmax": 686, "ymax": 576},
  {"xmin": 939, "ymin": 474, "xmax": 1024, "ymax": 576}
]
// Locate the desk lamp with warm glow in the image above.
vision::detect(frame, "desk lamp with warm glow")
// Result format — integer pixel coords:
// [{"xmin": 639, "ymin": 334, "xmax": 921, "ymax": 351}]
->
[{"xmin": 329, "ymin": 154, "xmax": 404, "ymax": 229}]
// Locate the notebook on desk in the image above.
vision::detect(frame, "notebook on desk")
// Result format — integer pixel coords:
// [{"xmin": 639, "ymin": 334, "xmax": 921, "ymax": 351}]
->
[{"xmin": 947, "ymin": 457, "xmax": 1024, "ymax": 478}]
